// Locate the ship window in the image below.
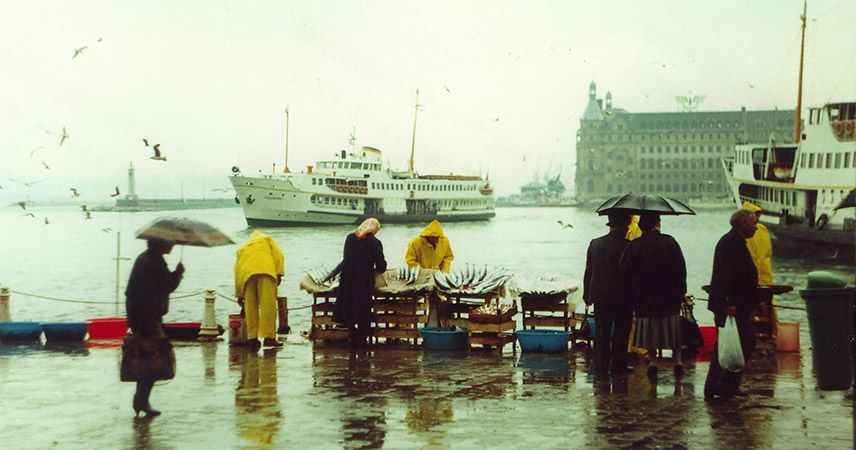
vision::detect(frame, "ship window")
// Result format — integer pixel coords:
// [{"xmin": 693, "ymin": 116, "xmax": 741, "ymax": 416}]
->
[
  {"xmin": 825, "ymin": 153, "xmax": 832, "ymax": 168},
  {"xmin": 808, "ymin": 154, "xmax": 815, "ymax": 168},
  {"xmin": 351, "ymin": 163, "xmax": 362, "ymax": 169},
  {"xmin": 835, "ymin": 153, "xmax": 842, "ymax": 168},
  {"xmin": 845, "ymin": 153, "xmax": 852, "ymax": 168},
  {"xmin": 800, "ymin": 154, "xmax": 806, "ymax": 168}
]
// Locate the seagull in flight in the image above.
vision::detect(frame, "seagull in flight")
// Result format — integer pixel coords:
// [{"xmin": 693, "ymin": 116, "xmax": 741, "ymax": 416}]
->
[
  {"xmin": 59, "ymin": 127, "xmax": 69, "ymax": 145},
  {"xmin": 24, "ymin": 213, "xmax": 35, "ymax": 218},
  {"xmin": 102, "ymin": 227, "xmax": 113, "ymax": 233},
  {"xmin": 84, "ymin": 211, "xmax": 92, "ymax": 220},
  {"xmin": 72, "ymin": 46, "xmax": 87, "ymax": 58},
  {"xmin": 557, "ymin": 220, "xmax": 574, "ymax": 229},
  {"xmin": 443, "ymin": 86, "xmax": 452, "ymax": 94},
  {"xmin": 44, "ymin": 217, "xmax": 50, "ymax": 225},
  {"xmin": 150, "ymin": 144, "xmax": 166, "ymax": 161},
  {"xmin": 70, "ymin": 188, "xmax": 80, "ymax": 197},
  {"xmin": 17, "ymin": 201, "xmax": 26, "ymax": 210},
  {"xmin": 142, "ymin": 138, "xmax": 150, "ymax": 147},
  {"xmin": 80, "ymin": 204, "xmax": 88, "ymax": 212},
  {"xmin": 41, "ymin": 161, "xmax": 50, "ymax": 170},
  {"xmin": 110, "ymin": 186, "xmax": 120, "ymax": 197}
]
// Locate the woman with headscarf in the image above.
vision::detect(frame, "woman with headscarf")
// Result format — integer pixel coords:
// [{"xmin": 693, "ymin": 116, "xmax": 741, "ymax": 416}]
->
[
  {"xmin": 125, "ymin": 238, "xmax": 185, "ymax": 417},
  {"xmin": 330, "ymin": 218, "xmax": 387, "ymax": 349}
]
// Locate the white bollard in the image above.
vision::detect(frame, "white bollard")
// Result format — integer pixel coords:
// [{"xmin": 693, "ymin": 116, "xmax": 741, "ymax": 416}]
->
[
  {"xmin": 198, "ymin": 290, "xmax": 221, "ymax": 341},
  {"xmin": 0, "ymin": 287, "xmax": 10, "ymax": 322}
]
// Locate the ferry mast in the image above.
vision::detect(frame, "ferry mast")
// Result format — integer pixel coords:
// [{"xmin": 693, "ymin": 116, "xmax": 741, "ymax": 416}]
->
[
  {"xmin": 794, "ymin": 1, "xmax": 806, "ymax": 143},
  {"xmin": 409, "ymin": 89, "xmax": 421, "ymax": 178}
]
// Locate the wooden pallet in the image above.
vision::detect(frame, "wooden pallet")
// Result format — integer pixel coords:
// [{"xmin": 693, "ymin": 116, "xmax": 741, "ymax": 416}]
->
[
  {"xmin": 372, "ymin": 294, "xmax": 428, "ymax": 345},
  {"xmin": 310, "ymin": 293, "xmax": 349, "ymax": 342}
]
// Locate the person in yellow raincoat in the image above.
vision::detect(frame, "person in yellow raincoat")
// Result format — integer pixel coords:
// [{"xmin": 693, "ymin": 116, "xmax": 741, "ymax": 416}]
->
[
  {"xmin": 405, "ymin": 220, "xmax": 454, "ymax": 272},
  {"xmin": 742, "ymin": 201, "xmax": 777, "ymax": 335},
  {"xmin": 234, "ymin": 230, "xmax": 284, "ymax": 349},
  {"xmin": 406, "ymin": 220, "xmax": 454, "ymax": 326}
]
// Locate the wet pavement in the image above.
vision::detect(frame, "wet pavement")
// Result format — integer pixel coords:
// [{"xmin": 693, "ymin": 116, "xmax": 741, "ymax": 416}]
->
[{"xmin": 0, "ymin": 336, "xmax": 851, "ymax": 449}]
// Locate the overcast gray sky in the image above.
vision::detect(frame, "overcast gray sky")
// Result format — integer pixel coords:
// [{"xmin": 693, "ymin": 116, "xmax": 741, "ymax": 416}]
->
[{"xmin": 2, "ymin": 0, "xmax": 854, "ymax": 201}]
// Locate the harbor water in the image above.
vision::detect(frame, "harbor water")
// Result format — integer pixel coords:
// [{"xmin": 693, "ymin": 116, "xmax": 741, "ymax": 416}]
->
[{"xmin": 0, "ymin": 206, "xmax": 852, "ymax": 448}]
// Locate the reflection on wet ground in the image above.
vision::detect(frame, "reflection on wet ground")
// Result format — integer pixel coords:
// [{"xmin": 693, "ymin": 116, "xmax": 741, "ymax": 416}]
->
[{"xmin": 0, "ymin": 339, "xmax": 851, "ymax": 448}]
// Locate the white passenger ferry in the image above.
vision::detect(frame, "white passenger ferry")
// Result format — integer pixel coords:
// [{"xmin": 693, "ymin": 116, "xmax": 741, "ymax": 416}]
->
[
  {"xmin": 230, "ymin": 146, "xmax": 495, "ymax": 226},
  {"xmin": 724, "ymin": 102, "xmax": 855, "ymax": 247},
  {"xmin": 723, "ymin": 4, "xmax": 855, "ymax": 248}
]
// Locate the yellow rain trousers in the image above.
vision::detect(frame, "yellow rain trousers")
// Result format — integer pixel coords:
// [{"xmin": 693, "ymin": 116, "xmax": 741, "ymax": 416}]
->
[
  {"xmin": 235, "ymin": 231, "xmax": 284, "ymax": 340},
  {"xmin": 406, "ymin": 220, "xmax": 454, "ymax": 272}
]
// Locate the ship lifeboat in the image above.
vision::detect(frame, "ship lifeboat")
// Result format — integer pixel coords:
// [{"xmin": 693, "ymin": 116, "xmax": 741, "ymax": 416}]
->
[{"xmin": 772, "ymin": 165, "xmax": 792, "ymax": 180}]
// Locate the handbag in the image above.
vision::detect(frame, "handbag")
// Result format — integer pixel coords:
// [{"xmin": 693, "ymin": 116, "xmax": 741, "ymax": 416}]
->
[
  {"xmin": 680, "ymin": 300, "xmax": 704, "ymax": 351},
  {"xmin": 120, "ymin": 335, "xmax": 176, "ymax": 382}
]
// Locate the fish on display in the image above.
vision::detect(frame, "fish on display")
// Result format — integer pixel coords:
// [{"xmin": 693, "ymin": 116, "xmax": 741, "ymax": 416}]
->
[{"xmin": 433, "ymin": 271, "xmax": 450, "ymax": 291}]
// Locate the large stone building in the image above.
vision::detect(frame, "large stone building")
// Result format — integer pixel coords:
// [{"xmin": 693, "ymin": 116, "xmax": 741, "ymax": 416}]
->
[{"xmin": 574, "ymin": 82, "xmax": 795, "ymax": 206}]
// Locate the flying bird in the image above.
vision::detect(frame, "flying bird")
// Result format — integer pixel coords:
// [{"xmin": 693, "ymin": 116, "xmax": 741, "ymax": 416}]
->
[
  {"xmin": 96, "ymin": 37, "xmax": 103, "ymax": 43},
  {"xmin": 17, "ymin": 201, "xmax": 26, "ymax": 210},
  {"xmin": 24, "ymin": 213, "xmax": 35, "ymax": 218},
  {"xmin": 557, "ymin": 220, "xmax": 574, "ymax": 229},
  {"xmin": 59, "ymin": 127, "xmax": 69, "ymax": 145},
  {"xmin": 84, "ymin": 211, "xmax": 92, "ymax": 220},
  {"xmin": 70, "ymin": 188, "xmax": 80, "ymax": 197},
  {"xmin": 72, "ymin": 46, "xmax": 87, "ymax": 58},
  {"xmin": 443, "ymin": 86, "xmax": 451, "ymax": 93},
  {"xmin": 44, "ymin": 217, "xmax": 50, "ymax": 225},
  {"xmin": 102, "ymin": 227, "xmax": 113, "ymax": 233},
  {"xmin": 747, "ymin": 82, "xmax": 755, "ymax": 89},
  {"xmin": 41, "ymin": 161, "xmax": 50, "ymax": 170},
  {"xmin": 142, "ymin": 138, "xmax": 149, "ymax": 147},
  {"xmin": 111, "ymin": 186, "xmax": 120, "ymax": 197},
  {"xmin": 80, "ymin": 204, "xmax": 88, "ymax": 212},
  {"xmin": 150, "ymin": 144, "xmax": 166, "ymax": 161}
]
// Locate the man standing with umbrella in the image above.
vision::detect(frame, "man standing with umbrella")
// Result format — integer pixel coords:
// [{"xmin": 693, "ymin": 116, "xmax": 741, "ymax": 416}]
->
[
  {"xmin": 584, "ymin": 211, "xmax": 633, "ymax": 374},
  {"xmin": 234, "ymin": 231, "xmax": 285, "ymax": 349}
]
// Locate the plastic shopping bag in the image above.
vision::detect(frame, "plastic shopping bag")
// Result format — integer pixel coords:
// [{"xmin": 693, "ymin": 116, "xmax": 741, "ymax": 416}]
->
[{"xmin": 717, "ymin": 316, "xmax": 745, "ymax": 372}]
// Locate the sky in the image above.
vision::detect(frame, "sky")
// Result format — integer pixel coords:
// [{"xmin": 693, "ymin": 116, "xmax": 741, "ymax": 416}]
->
[{"xmin": 1, "ymin": 0, "xmax": 855, "ymax": 202}]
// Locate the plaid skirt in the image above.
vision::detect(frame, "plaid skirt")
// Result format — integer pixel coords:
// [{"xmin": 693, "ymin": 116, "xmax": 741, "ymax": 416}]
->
[{"xmin": 634, "ymin": 314, "xmax": 682, "ymax": 350}]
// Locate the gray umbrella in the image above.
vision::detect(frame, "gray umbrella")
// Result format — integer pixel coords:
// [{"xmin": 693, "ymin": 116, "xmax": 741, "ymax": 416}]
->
[
  {"xmin": 595, "ymin": 194, "xmax": 696, "ymax": 216},
  {"xmin": 135, "ymin": 217, "xmax": 235, "ymax": 247}
]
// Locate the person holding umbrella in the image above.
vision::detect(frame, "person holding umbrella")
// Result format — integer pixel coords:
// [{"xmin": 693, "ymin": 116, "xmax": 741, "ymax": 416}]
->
[
  {"xmin": 125, "ymin": 238, "xmax": 185, "ymax": 417},
  {"xmin": 234, "ymin": 231, "xmax": 285, "ymax": 349},
  {"xmin": 329, "ymin": 218, "xmax": 387, "ymax": 350},
  {"xmin": 619, "ymin": 212, "xmax": 688, "ymax": 378}
]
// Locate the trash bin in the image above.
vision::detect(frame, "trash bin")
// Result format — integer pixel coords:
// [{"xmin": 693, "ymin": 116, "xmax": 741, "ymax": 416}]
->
[{"xmin": 799, "ymin": 271, "xmax": 855, "ymax": 390}]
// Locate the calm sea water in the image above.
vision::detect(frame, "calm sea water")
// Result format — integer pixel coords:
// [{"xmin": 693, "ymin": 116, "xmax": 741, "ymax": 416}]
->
[{"xmin": 0, "ymin": 205, "xmax": 851, "ymax": 327}]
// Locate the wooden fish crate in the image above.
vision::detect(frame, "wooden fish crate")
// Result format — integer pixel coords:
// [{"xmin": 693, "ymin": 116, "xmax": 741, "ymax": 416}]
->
[
  {"xmin": 310, "ymin": 293, "xmax": 349, "ymax": 342},
  {"xmin": 520, "ymin": 293, "xmax": 580, "ymax": 332},
  {"xmin": 372, "ymin": 293, "xmax": 428, "ymax": 345},
  {"xmin": 446, "ymin": 292, "xmax": 517, "ymax": 353}
]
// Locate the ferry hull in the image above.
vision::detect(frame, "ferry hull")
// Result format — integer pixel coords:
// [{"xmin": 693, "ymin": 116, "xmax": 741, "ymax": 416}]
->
[{"xmin": 246, "ymin": 211, "xmax": 496, "ymax": 227}]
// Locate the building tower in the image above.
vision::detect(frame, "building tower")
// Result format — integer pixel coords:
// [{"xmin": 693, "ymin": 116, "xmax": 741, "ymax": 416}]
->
[{"xmin": 126, "ymin": 162, "xmax": 139, "ymax": 200}]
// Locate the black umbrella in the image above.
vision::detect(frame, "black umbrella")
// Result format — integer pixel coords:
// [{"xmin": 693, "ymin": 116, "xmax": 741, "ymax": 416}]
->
[
  {"xmin": 595, "ymin": 194, "xmax": 696, "ymax": 216},
  {"xmin": 135, "ymin": 217, "xmax": 235, "ymax": 247}
]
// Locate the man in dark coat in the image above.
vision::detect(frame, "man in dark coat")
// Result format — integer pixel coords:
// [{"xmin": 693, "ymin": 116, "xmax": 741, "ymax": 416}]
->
[
  {"xmin": 704, "ymin": 208, "xmax": 765, "ymax": 399},
  {"xmin": 125, "ymin": 238, "xmax": 184, "ymax": 417},
  {"xmin": 584, "ymin": 211, "xmax": 632, "ymax": 373},
  {"xmin": 331, "ymin": 218, "xmax": 387, "ymax": 349}
]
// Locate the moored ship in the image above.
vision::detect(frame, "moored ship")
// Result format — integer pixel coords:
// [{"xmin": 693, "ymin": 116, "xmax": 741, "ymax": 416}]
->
[
  {"xmin": 723, "ymin": 3, "xmax": 855, "ymax": 249},
  {"xmin": 230, "ymin": 146, "xmax": 495, "ymax": 226}
]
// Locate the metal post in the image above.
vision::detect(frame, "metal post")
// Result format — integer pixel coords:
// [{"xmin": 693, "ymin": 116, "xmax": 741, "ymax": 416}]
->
[
  {"xmin": 115, "ymin": 232, "xmax": 121, "ymax": 316},
  {"xmin": 277, "ymin": 296, "xmax": 290, "ymax": 334},
  {"xmin": 0, "ymin": 287, "xmax": 10, "ymax": 322},
  {"xmin": 198, "ymin": 290, "xmax": 221, "ymax": 341}
]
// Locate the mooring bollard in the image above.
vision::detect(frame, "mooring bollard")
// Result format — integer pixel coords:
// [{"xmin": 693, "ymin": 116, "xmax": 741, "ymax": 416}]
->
[
  {"xmin": 277, "ymin": 296, "xmax": 290, "ymax": 335},
  {"xmin": 198, "ymin": 290, "xmax": 221, "ymax": 341},
  {"xmin": 0, "ymin": 287, "xmax": 10, "ymax": 322}
]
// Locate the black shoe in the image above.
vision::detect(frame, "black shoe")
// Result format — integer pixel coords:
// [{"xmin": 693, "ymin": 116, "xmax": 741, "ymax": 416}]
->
[
  {"xmin": 134, "ymin": 405, "xmax": 161, "ymax": 417},
  {"xmin": 249, "ymin": 339, "xmax": 261, "ymax": 350},
  {"xmin": 263, "ymin": 338, "xmax": 283, "ymax": 348}
]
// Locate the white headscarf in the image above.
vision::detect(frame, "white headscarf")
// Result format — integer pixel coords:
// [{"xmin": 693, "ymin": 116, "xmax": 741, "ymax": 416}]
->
[{"xmin": 355, "ymin": 218, "xmax": 381, "ymax": 239}]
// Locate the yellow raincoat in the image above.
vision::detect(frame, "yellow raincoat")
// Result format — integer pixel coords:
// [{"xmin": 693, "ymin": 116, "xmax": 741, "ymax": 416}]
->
[
  {"xmin": 406, "ymin": 220, "xmax": 454, "ymax": 273},
  {"xmin": 234, "ymin": 231, "xmax": 284, "ymax": 340},
  {"xmin": 742, "ymin": 201, "xmax": 772, "ymax": 284}
]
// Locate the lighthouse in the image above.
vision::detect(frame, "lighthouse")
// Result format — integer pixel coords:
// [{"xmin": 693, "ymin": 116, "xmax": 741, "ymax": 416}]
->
[{"xmin": 126, "ymin": 162, "xmax": 139, "ymax": 200}]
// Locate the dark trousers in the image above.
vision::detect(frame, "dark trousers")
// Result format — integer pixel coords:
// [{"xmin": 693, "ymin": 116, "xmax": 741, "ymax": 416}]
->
[
  {"xmin": 134, "ymin": 380, "xmax": 155, "ymax": 409},
  {"xmin": 704, "ymin": 314, "xmax": 756, "ymax": 396},
  {"xmin": 594, "ymin": 306, "xmax": 632, "ymax": 372}
]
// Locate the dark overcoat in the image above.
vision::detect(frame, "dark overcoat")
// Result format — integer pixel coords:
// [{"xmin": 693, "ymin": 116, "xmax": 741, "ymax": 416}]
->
[
  {"xmin": 125, "ymin": 248, "xmax": 182, "ymax": 336},
  {"xmin": 619, "ymin": 230, "xmax": 687, "ymax": 318},
  {"xmin": 332, "ymin": 232, "xmax": 387, "ymax": 326},
  {"xmin": 583, "ymin": 230, "xmax": 630, "ymax": 307},
  {"xmin": 708, "ymin": 228, "xmax": 758, "ymax": 327}
]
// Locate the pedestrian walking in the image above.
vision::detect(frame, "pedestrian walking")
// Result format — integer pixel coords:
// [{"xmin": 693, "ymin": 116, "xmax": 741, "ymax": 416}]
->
[
  {"xmin": 620, "ymin": 212, "xmax": 688, "ymax": 378},
  {"xmin": 583, "ymin": 211, "xmax": 633, "ymax": 374},
  {"xmin": 234, "ymin": 231, "xmax": 285, "ymax": 349},
  {"xmin": 331, "ymin": 218, "xmax": 387, "ymax": 349},
  {"xmin": 704, "ymin": 208, "xmax": 767, "ymax": 399},
  {"xmin": 125, "ymin": 238, "xmax": 185, "ymax": 417}
]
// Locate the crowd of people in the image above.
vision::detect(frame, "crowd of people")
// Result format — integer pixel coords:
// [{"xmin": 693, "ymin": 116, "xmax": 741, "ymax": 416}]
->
[{"xmin": 123, "ymin": 206, "xmax": 771, "ymax": 417}]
